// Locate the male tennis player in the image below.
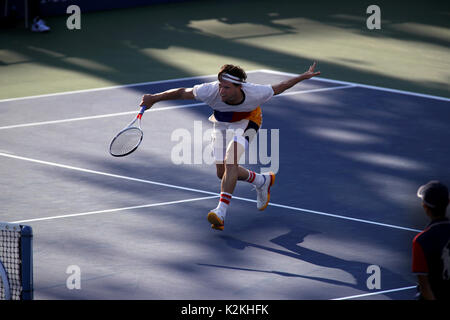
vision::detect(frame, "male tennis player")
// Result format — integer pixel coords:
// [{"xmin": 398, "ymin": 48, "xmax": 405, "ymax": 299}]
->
[{"xmin": 140, "ymin": 62, "xmax": 320, "ymax": 230}]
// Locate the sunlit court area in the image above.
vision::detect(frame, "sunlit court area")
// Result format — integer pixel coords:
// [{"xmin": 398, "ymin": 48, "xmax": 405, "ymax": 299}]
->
[{"xmin": 0, "ymin": 0, "xmax": 449, "ymax": 305}]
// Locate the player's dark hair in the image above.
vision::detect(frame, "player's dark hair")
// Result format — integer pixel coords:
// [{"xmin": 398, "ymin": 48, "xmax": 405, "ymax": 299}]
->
[{"xmin": 218, "ymin": 64, "xmax": 247, "ymax": 86}]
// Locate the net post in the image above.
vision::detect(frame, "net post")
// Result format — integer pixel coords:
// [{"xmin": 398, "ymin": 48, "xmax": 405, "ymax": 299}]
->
[{"xmin": 20, "ymin": 225, "xmax": 33, "ymax": 300}]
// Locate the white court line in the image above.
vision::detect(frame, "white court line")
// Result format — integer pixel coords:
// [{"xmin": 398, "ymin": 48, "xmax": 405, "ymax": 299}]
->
[
  {"xmin": 0, "ymin": 70, "xmax": 271, "ymax": 103},
  {"xmin": 0, "ymin": 152, "xmax": 218, "ymax": 196},
  {"xmin": 0, "ymin": 74, "xmax": 215, "ymax": 103},
  {"xmin": 260, "ymin": 69, "xmax": 450, "ymax": 102},
  {"xmin": 331, "ymin": 285, "xmax": 417, "ymax": 300},
  {"xmin": 0, "ymin": 84, "xmax": 354, "ymax": 131},
  {"xmin": 0, "ymin": 103, "xmax": 206, "ymax": 131},
  {"xmin": 258, "ymin": 202, "xmax": 421, "ymax": 233},
  {"xmin": 9, "ymin": 195, "xmax": 219, "ymax": 224},
  {"xmin": 0, "ymin": 152, "xmax": 421, "ymax": 233},
  {"xmin": 275, "ymin": 84, "xmax": 355, "ymax": 96},
  {"xmin": 1, "ymin": 69, "xmax": 448, "ymax": 103}
]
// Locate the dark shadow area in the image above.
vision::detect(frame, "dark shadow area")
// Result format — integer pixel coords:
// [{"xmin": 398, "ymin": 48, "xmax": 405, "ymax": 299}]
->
[
  {"xmin": 0, "ymin": 0, "xmax": 449, "ymax": 98},
  {"xmin": 195, "ymin": 228, "xmax": 413, "ymax": 296}
]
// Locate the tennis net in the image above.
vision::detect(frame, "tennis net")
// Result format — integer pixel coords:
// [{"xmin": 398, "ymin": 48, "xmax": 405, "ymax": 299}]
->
[{"xmin": 0, "ymin": 222, "xmax": 33, "ymax": 300}]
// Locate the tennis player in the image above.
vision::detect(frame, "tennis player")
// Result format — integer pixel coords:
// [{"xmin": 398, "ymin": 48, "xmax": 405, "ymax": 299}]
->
[{"xmin": 140, "ymin": 62, "xmax": 320, "ymax": 230}]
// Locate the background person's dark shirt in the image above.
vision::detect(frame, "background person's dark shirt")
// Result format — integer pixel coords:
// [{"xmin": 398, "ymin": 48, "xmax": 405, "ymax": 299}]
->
[{"xmin": 412, "ymin": 217, "xmax": 450, "ymax": 300}]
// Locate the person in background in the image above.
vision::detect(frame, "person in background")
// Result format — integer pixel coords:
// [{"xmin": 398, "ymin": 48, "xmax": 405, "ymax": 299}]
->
[
  {"xmin": 29, "ymin": 0, "xmax": 50, "ymax": 32},
  {"xmin": 412, "ymin": 180, "xmax": 450, "ymax": 300}
]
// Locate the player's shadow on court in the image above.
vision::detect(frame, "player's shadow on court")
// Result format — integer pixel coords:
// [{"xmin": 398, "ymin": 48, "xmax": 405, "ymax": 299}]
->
[{"xmin": 200, "ymin": 230, "xmax": 402, "ymax": 293}]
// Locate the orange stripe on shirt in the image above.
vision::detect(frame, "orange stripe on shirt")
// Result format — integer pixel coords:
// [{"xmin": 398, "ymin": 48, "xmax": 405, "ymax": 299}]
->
[{"xmin": 244, "ymin": 106, "xmax": 262, "ymax": 126}]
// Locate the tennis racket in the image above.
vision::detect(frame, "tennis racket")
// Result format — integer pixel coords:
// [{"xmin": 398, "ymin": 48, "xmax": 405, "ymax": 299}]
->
[{"xmin": 109, "ymin": 106, "xmax": 146, "ymax": 157}]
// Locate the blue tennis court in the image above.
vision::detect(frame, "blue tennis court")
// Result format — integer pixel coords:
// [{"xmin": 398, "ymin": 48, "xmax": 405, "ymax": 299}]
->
[{"xmin": 0, "ymin": 70, "xmax": 449, "ymax": 300}]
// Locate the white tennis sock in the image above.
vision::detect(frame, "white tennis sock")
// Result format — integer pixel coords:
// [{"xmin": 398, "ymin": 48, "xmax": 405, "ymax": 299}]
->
[
  {"xmin": 246, "ymin": 170, "xmax": 265, "ymax": 188},
  {"xmin": 217, "ymin": 192, "xmax": 232, "ymax": 215}
]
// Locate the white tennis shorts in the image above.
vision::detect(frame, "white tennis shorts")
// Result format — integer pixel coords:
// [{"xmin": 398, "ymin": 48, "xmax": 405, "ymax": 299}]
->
[{"xmin": 211, "ymin": 119, "xmax": 259, "ymax": 163}]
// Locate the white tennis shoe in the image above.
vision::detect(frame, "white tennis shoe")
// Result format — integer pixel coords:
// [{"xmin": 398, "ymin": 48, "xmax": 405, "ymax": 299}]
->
[
  {"xmin": 256, "ymin": 172, "xmax": 276, "ymax": 211},
  {"xmin": 31, "ymin": 17, "xmax": 50, "ymax": 33},
  {"xmin": 207, "ymin": 208, "xmax": 225, "ymax": 231}
]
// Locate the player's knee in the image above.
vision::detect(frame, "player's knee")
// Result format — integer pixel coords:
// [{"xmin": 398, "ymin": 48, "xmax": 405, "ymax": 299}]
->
[
  {"xmin": 216, "ymin": 169, "xmax": 224, "ymax": 180},
  {"xmin": 225, "ymin": 163, "xmax": 238, "ymax": 176},
  {"xmin": 216, "ymin": 164, "xmax": 225, "ymax": 180}
]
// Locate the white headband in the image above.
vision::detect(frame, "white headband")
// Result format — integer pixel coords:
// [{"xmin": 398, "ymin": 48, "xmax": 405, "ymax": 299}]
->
[{"xmin": 220, "ymin": 73, "xmax": 245, "ymax": 84}]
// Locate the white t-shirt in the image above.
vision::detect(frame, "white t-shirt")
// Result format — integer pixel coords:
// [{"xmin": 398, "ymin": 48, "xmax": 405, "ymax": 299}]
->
[{"xmin": 193, "ymin": 81, "xmax": 274, "ymax": 112}]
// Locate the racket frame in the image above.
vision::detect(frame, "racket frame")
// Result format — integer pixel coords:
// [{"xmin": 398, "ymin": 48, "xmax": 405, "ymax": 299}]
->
[{"xmin": 109, "ymin": 106, "xmax": 146, "ymax": 157}]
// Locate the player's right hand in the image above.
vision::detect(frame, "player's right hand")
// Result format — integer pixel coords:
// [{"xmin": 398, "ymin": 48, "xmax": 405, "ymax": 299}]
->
[{"xmin": 140, "ymin": 94, "xmax": 155, "ymax": 110}]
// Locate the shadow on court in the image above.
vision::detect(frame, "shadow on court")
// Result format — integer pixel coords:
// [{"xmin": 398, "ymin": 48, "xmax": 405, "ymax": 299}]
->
[
  {"xmin": 1, "ymin": 0, "xmax": 449, "ymax": 98},
  {"xmin": 198, "ymin": 229, "xmax": 410, "ymax": 294}
]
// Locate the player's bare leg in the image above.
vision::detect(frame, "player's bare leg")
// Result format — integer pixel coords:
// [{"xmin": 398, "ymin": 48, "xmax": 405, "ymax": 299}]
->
[
  {"xmin": 221, "ymin": 141, "xmax": 275, "ymax": 211},
  {"xmin": 208, "ymin": 141, "xmax": 245, "ymax": 230},
  {"xmin": 208, "ymin": 140, "xmax": 275, "ymax": 230}
]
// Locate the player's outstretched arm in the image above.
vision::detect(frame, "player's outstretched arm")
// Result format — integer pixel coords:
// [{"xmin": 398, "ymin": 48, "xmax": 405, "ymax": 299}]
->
[
  {"xmin": 272, "ymin": 62, "xmax": 321, "ymax": 95},
  {"xmin": 140, "ymin": 88, "xmax": 195, "ymax": 110}
]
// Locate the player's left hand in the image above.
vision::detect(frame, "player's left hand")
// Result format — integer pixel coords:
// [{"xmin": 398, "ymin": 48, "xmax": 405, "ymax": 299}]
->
[{"xmin": 302, "ymin": 61, "xmax": 321, "ymax": 79}]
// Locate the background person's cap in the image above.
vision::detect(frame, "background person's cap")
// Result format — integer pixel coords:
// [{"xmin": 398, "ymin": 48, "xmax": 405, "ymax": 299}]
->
[{"xmin": 417, "ymin": 180, "xmax": 449, "ymax": 208}]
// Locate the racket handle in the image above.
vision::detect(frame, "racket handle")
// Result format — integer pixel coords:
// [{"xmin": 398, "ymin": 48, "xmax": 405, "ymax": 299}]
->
[{"xmin": 137, "ymin": 106, "xmax": 146, "ymax": 119}]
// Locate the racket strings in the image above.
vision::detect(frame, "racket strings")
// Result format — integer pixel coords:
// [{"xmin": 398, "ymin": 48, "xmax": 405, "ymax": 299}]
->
[{"xmin": 110, "ymin": 127, "xmax": 143, "ymax": 156}]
